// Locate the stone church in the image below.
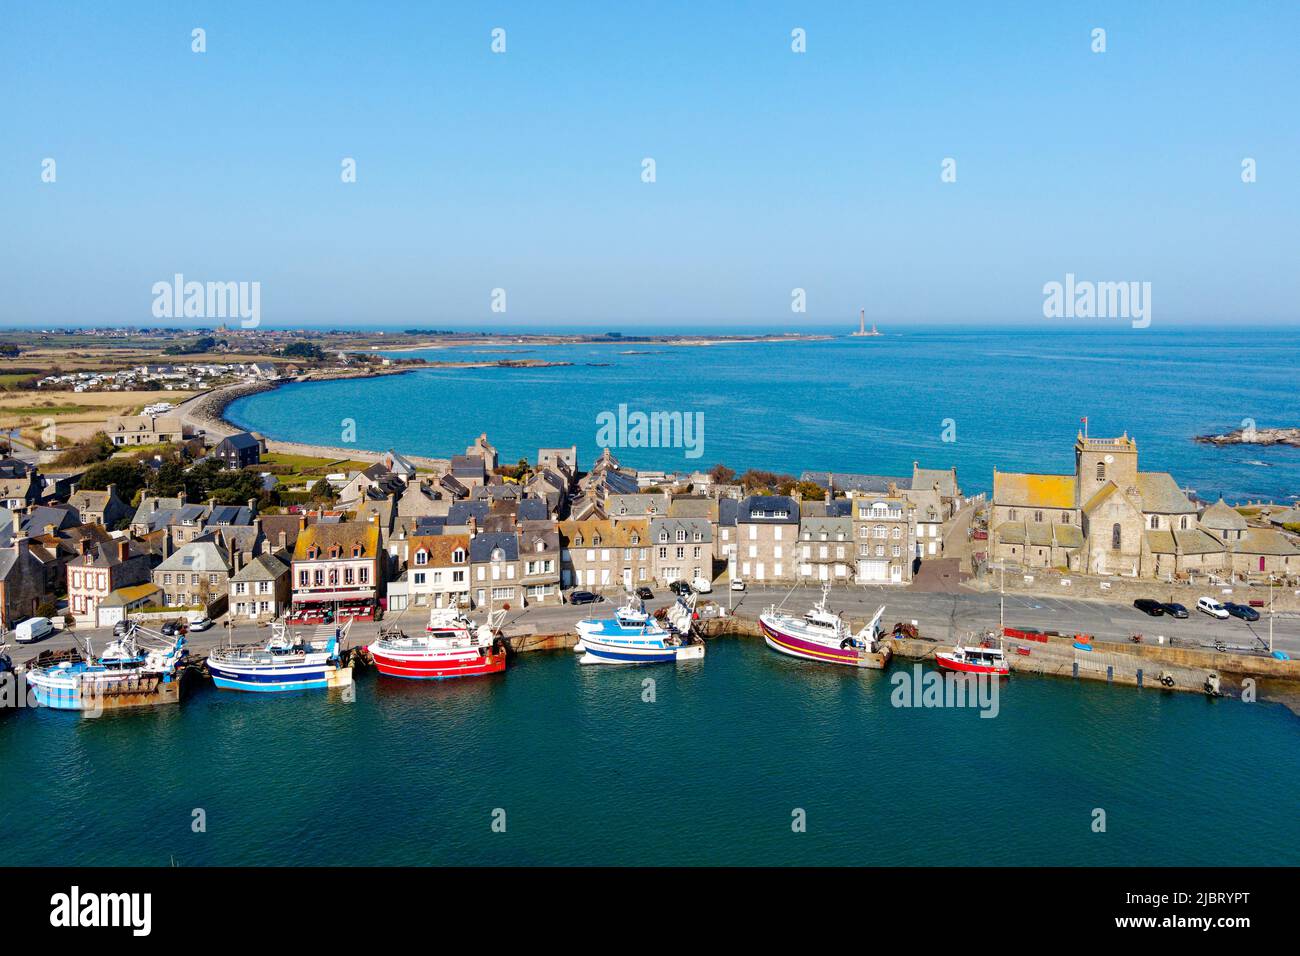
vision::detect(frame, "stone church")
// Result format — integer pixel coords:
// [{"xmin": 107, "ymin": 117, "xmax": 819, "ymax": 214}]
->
[{"xmin": 990, "ymin": 432, "xmax": 1298, "ymax": 581}]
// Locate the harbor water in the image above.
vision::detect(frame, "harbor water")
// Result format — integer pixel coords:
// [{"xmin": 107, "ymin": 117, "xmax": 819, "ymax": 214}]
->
[{"xmin": 3, "ymin": 637, "xmax": 1298, "ymax": 866}]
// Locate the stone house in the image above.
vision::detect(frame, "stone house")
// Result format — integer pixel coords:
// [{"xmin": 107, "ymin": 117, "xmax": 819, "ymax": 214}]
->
[
  {"xmin": 796, "ymin": 513, "xmax": 854, "ymax": 581},
  {"xmin": 735, "ymin": 495, "xmax": 800, "ymax": 583},
  {"xmin": 229, "ymin": 552, "xmax": 291, "ymax": 622},
  {"xmin": 153, "ymin": 540, "xmax": 233, "ymax": 613},
  {"xmin": 558, "ymin": 519, "xmax": 652, "ymax": 592},
  {"xmin": 648, "ymin": 516, "xmax": 713, "ymax": 586},
  {"xmin": 68, "ymin": 484, "xmax": 131, "ymax": 530},
  {"xmin": 105, "ymin": 414, "xmax": 193, "ymax": 446},
  {"xmin": 519, "ymin": 526, "xmax": 562, "ymax": 605},
  {"xmin": 469, "ymin": 530, "xmax": 521, "ymax": 609},
  {"xmin": 851, "ymin": 494, "xmax": 916, "ymax": 584},
  {"xmin": 0, "ymin": 536, "xmax": 51, "ymax": 626}
]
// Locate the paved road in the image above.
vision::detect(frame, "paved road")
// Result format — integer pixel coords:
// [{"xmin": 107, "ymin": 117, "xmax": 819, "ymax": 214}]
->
[{"xmin": 9, "ymin": 581, "xmax": 1295, "ymax": 669}]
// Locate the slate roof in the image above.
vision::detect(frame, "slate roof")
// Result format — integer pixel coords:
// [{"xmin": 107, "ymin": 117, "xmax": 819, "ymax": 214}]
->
[
  {"xmin": 801, "ymin": 471, "xmax": 909, "ymax": 494},
  {"xmin": 218, "ymin": 431, "xmax": 260, "ymax": 451},
  {"xmin": 1135, "ymin": 472, "xmax": 1196, "ymax": 514},
  {"xmin": 648, "ymin": 516, "xmax": 713, "ymax": 542},
  {"xmin": 912, "ymin": 465, "xmax": 958, "ymax": 498},
  {"xmin": 155, "ymin": 540, "xmax": 231, "ymax": 574},
  {"xmin": 1200, "ymin": 498, "xmax": 1248, "ymax": 531},
  {"xmin": 1233, "ymin": 528, "xmax": 1300, "ymax": 556},
  {"xmin": 447, "ymin": 501, "xmax": 490, "ymax": 526},
  {"xmin": 717, "ymin": 498, "xmax": 740, "ymax": 527},
  {"xmin": 738, "ymin": 495, "xmax": 800, "ymax": 524},
  {"xmin": 1146, "ymin": 528, "xmax": 1227, "ymax": 555},
  {"xmin": 230, "ymin": 552, "xmax": 289, "ymax": 583},
  {"xmin": 470, "ymin": 531, "xmax": 519, "ymax": 562},
  {"xmin": 21, "ymin": 505, "xmax": 81, "ymax": 535}
]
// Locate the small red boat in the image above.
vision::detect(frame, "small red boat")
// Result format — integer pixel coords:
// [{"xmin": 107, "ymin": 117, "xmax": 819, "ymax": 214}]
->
[
  {"xmin": 368, "ymin": 609, "xmax": 507, "ymax": 680},
  {"xmin": 936, "ymin": 642, "xmax": 1010, "ymax": 676}
]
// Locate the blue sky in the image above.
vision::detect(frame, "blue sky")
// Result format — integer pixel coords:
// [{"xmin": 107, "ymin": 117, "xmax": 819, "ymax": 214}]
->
[{"xmin": 2, "ymin": 1, "xmax": 1297, "ymax": 329}]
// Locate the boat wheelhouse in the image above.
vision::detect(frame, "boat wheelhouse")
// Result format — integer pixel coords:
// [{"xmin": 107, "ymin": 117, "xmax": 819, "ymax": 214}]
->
[{"xmin": 935, "ymin": 640, "xmax": 1010, "ymax": 676}]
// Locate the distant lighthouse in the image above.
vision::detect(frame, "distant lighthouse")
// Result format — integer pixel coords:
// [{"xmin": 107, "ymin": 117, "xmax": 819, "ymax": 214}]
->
[{"xmin": 850, "ymin": 308, "xmax": 881, "ymax": 337}]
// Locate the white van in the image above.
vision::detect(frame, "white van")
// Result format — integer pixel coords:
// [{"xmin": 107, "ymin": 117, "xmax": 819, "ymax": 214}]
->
[
  {"xmin": 692, "ymin": 576, "xmax": 713, "ymax": 594},
  {"xmin": 14, "ymin": 616, "xmax": 54, "ymax": 644},
  {"xmin": 1197, "ymin": 597, "xmax": 1229, "ymax": 620}
]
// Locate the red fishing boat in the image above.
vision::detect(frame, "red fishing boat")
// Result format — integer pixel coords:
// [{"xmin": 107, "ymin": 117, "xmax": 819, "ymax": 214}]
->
[
  {"xmin": 368, "ymin": 609, "xmax": 507, "ymax": 679},
  {"xmin": 935, "ymin": 641, "xmax": 1010, "ymax": 676}
]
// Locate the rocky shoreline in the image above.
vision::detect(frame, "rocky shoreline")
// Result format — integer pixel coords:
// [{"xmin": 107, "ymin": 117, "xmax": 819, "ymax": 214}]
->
[{"xmin": 1195, "ymin": 426, "xmax": 1300, "ymax": 448}]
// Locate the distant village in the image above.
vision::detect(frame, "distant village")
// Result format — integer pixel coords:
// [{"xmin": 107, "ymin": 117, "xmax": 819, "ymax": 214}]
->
[{"xmin": 0, "ymin": 409, "xmax": 1297, "ymax": 635}]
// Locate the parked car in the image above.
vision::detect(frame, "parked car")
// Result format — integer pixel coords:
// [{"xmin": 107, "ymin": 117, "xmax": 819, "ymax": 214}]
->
[
  {"xmin": 188, "ymin": 616, "xmax": 214, "ymax": 632},
  {"xmin": 1224, "ymin": 602, "xmax": 1260, "ymax": 622},
  {"xmin": 112, "ymin": 619, "xmax": 132, "ymax": 636},
  {"xmin": 634, "ymin": 586, "xmax": 654, "ymax": 600},
  {"xmin": 1160, "ymin": 602, "xmax": 1189, "ymax": 619},
  {"xmin": 668, "ymin": 580, "xmax": 693, "ymax": 596},
  {"xmin": 568, "ymin": 590, "xmax": 601, "ymax": 606},
  {"xmin": 730, "ymin": 578, "xmax": 746, "ymax": 592},
  {"xmin": 1133, "ymin": 598, "xmax": 1165, "ymax": 617},
  {"xmin": 13, "ymin": 616, "xmax": 54, "ymax": 644},
  {"xmin": 692, "ymin": 576, "xmax": 713, "ymax": 594},
  {"xmin": 160, "ymin": 620, "xmax": 187, "ymax": 636},
  {"xmin": 1196, "ymin": 597, "xmax": 1230, "ymax": 620}
]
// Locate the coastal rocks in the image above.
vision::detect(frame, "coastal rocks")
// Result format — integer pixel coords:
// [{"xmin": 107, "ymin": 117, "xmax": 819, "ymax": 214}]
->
[{"xmin": 1195, "ymin": 427, "xmax": 1300, "ymax": 448}]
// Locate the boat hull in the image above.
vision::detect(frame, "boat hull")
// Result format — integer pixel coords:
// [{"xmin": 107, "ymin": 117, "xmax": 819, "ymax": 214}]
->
[
  {"xmin": 760, "ymin": 618, "xmax": 883, "ymax": 668},
  {"xmin": 579, "ymin": 638, "xmax": 704, "ymax": 665},
  {"xmin": 935, "ymin": 653, "xmax": 1009, "ymax": 676},
  {"xmin": 371, "ymin": 649, "xmax": 506, "ymax": 680},
  {"xmin": 207, "ymin": 658, "xmax": 353, "ymax": 692}
]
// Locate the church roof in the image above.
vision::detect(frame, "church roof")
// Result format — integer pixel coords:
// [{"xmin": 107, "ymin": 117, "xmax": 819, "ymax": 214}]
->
[
  {"xmin": 1135, "ymin": 472, "xmax": 1196, "ymax": 514},
  {"xmin": 993, "ymin": 472, "xmax": 1076, "ymax": 510},
  {"xmin": 1233, "ymin": 528, "xmax": 1300, "ymax": 556},
  {"xmin": 1200, "ymin": 497, "xmax": 1248, "ymax": 530}
]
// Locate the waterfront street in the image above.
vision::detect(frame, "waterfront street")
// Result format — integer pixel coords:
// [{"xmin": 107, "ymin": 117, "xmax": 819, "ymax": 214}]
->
[{"xmin": 11, "ymin": 580, "xmax": 1299, "ymax": 669}]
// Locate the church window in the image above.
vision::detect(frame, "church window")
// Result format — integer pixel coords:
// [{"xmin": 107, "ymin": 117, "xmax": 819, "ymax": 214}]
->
[
  {"xmin": 1096, "ymin": 462, "xmax": 1106, "ymax": 481},
  {"xmin": 1111, "ymin": 523, "xmax": 1122, "ymax": 550}
]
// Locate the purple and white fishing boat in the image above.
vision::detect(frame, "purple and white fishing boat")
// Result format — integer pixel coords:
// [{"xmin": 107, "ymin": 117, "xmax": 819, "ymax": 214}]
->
[{"xmin": 759, "ymin": 584, "xmax": 890, "ymax": 669}]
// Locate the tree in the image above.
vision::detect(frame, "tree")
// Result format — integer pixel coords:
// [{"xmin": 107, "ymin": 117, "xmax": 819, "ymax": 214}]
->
[
  {"xmin": 150, "ymin": 459, "xmax": 188, "ymax": 498},
  {"xmin": 282, "ymin": 341, "xmax": 325, "ymax": 361},
  {"xmin": 708, "ymin": 464, "xmax": 736, "ymax": 484},
  {"xmin": 54, "ymin": 432, "xmax": 115, "ymax": 468},
  {"xmin": 81, "ymin": 459, "xmax": 149, "ymax": 503}
]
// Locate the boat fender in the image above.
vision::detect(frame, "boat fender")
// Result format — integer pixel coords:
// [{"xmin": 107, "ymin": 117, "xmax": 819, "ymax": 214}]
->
[{"xmin": 840, "ymin": 638, "xmax": 853, "ymax": 650}]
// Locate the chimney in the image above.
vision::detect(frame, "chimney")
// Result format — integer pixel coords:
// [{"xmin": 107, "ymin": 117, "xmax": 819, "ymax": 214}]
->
[
  {"xmin": 468, "ymin": 515, "xmax": 477, "ymax": 536},
  {"xmin": 298, "ymin": 513, "xmax": 307, "ymax": 532},
  {"xmin": 115, "ymin": 539, "xmax": 130, "ymax": 563},
  {"xmin": 278, "ymin": 530, "xmax": 288, "ymax": 554},
  {"xmin": 150, "ymin": 499, "xmax": 159, "ymax": 513},
  {"xmin": 208, "ymin": 497, "xmax": 216, "ymax": 509},
  {"xmin": 12, "ymin": 536, "xmax": 29, "ymax": 557},
  {"xmin": 79, "ymin": 537, "xmax": 93, "ymax": 557},
  {"xmin": 106, "ymin": 482, "xmax": 118, "ymax": 501},
  {"xmin": 247, "ymin": 498, "xmax": 258, "ymax": 516},
  {"xmin": 233, "ymin": 549, "xmax": 243, "ymax": 574},
  {"xmin": 44, "ymin": 523, "xmax": 56, "ymax": 537}
]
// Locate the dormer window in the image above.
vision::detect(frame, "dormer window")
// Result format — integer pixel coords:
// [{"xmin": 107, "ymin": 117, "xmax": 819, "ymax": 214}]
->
[
  {"xmin": 592, "ymin": 534, "xmax": 602, "ymax": 547},
  {"xmin": 535, "ymin": 540, "xmax": 545, "ymax": 552},
  {"xmin": 491, "ymin": 547, "xmax": 505, "ymax": 562},
  {"xmin": 630, "ymin": 533, "xmax": 639, "ymax": 545},
  {"xmin": 452, "ymin": 548, "xmax": 466, "ymax": 563},
  {"xmin": 414, "ymin": 549, "xmax": 428, "ymax": 566},
  {"xmin": 308, "ymin": 546, "xmax": 320, "ymax": 560},
  {"xmin": 574, "ymin": 534, "xmax": 583, "ymax": 547},
  {"xmin": 352, "ymin": 545, "xmax": 362, "ymax": 558},
  {"xmin": 658, "ymin": 531, "xmax": 667, "ymax": 543}
]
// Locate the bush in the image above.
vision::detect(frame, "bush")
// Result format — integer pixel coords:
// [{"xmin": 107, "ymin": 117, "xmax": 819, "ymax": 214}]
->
[{"xmin": 36, "ymin": 602, "xmax": 57, "ymax": 618}]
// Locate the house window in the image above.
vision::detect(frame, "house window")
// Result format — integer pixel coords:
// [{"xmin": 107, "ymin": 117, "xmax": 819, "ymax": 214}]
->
[
  {"xmin": 414, "ymin": 550, "xmax": 428, "ymax": 566},
  {"xmin": 1149, "ymin": 515, "xmax": 1159, "ymax": 529}
]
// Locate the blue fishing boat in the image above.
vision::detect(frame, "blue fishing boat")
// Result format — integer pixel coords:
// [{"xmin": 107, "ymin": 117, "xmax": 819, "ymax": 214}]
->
[
  {"xmin": 576, "ymin": 593, "xmax": 705, "ymax": 664},
  {"xmin": 25, "ymin": 629, "xmax": 187, "ymax": 711},
  {"xmin": 206, "ymin": 622, "xmax": 353, "ymax": 692}
]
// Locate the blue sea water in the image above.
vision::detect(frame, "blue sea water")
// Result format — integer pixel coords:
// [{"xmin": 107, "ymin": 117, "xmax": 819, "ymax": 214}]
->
[
  {"xmin": 227, "ymin": 327, "xmax": 1300, "ymax": 502},
  {"xmin": 3, "ymin": 640, "xmax": 1298, "ymax": 867}
]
